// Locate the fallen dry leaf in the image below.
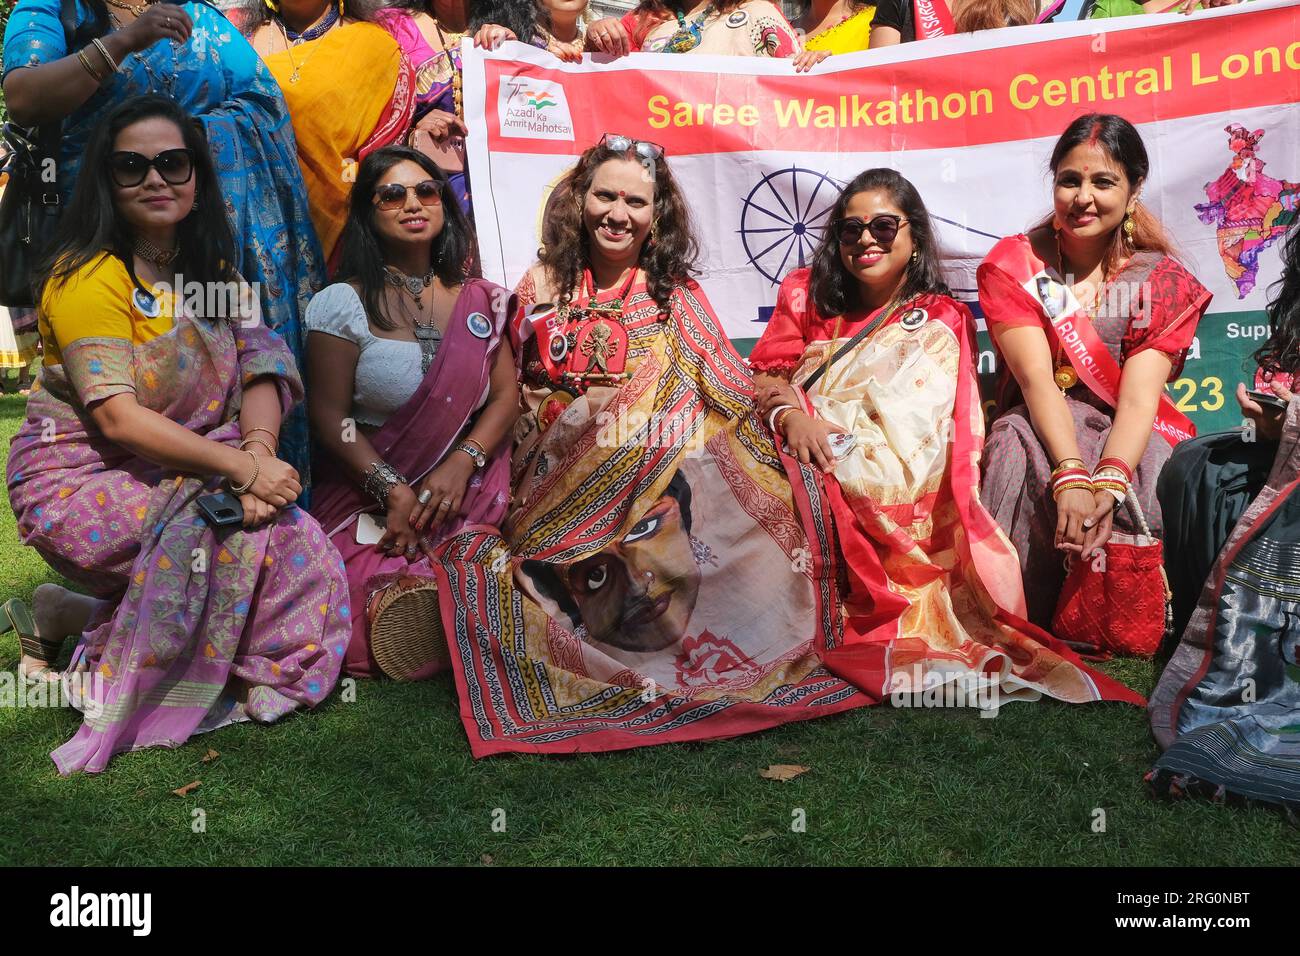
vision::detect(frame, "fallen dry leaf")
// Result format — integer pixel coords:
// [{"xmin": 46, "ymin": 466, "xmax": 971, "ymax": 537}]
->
[
  {"xmin": 201, "ymin": 749, "xmax": 220, "ymax": 763},
  {"xmin": 739, "ymin": 829, "xmax": 779, "ymax": 844},
  {"xmin": 172, "ymin": 780, "xmax": 201, "ymax": 797},
  {"xmin": 759, "ymin": 764, "xmax": 811, "ymax": 782},
  {"xmin": 480, "ymin": 854, "xmax": 495, "ymax": 866}
]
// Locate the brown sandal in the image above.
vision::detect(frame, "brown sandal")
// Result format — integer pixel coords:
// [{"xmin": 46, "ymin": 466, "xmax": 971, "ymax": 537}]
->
[{"xmin": 2, "ymin": 598, "xmax": 64, "ymax": 685}]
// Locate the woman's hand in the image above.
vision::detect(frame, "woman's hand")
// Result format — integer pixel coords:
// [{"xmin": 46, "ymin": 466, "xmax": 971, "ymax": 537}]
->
[
  {"xmin": 415, "ymin": 109, "xmax": 469, "ymax": 144},
  {"xmin": 756, "ymin": 379, "xmax": 800, "ymax": 416},
  {"xmin": 1053, "ymin": 486, "xmax": 1101, "ymax": 553},
  {"xmin": 783, "ymin": 411, "xmax": 845, "ymax": 473},
  {"xmin": 230, "ymin": 453, "xmax": 302, "ymax": 508},
  {"xmin": 377, "ymin": 483, "xmax": 423, "ymax": 560},
  {"xmin": 792, "ymin": 49, "xmax": 831, "ymax": 73},
  {"xmin": 585, "ymin": 16, "xmax": 631, "ymax": 57},
  {"xmin": 473, "ymin": 23, "xmax": 517, "ymax": 49},
  {"xmin": 1079, "ymin": 490, "xmax": 1117, "ymax": 560},
  {"xmin": 1237, "ymin": 381, "xmax": 1291, "ymax": 443},
  {"xmin": 239, "ymin": 492, "xmax": 277, "ymax": 529},
  {"xmin": 408, "ymin": 454, "xmax": 475, "ymax": 535},
  {"xmin": 119, "ymin": 3, "xmax": 192, "ymax": 52}
]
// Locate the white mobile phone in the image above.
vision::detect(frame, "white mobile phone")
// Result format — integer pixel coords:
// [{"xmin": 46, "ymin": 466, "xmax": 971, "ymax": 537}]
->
[
  {"xmin": 354, "ymin": 512, "xmax": 386, "ymax": 545},
  {"xmin": 828, "ymin": 432, "xmax": 859, "ymax": 459}
]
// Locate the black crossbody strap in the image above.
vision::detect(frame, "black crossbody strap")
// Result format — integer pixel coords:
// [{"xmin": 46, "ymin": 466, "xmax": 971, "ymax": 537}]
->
[{"xmin": 799, "ymin": 301, "xmax": 906, "ymax": 391}]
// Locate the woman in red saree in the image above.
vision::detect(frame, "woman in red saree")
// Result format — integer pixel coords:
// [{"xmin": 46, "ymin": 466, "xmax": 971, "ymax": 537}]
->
[
  {"xmin": 751, "ymin": 168, "xmax": 1139, "ymax": 707},
  {"xmin": 977, "ymin": 113, "xmax": 1211, "ymax": 628},
  {"xmin": 307, "ymin": 147, "xmax": 516, "ymax": 680}
]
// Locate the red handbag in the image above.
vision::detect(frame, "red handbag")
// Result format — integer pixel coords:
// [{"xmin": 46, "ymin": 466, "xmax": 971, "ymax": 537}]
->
[{"xmin": 1051, "ymin": 487, "xmax": 1174, "ymax": 659}]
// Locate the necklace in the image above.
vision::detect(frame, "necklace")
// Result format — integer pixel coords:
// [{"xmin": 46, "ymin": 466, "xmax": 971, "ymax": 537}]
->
[
  {"xmin": 384, "ymin": 264, "xmax": 437, "ymax": 303},
  {"xmin": 383, "ymin": 268, "xmax": 442, "ymax": 373},
  {"xmin": 1052, "ymin": 233, "xmax": 1120, "ymax": 393},
  {"xmin": 537, "ymin": 17, "xmax": 586, "ymax": 57},
  {"xmin": 665, "ymin": 3, "xmax": 714, "ymax": 53},
  {"xmin": 433, "ymin": 21, "xmax": 466, "ymax": 118},
  {"xmin": 276, "ymin": 4, "xmax": 341, "ymax": 45},
  {"xmin": 104, "ymin": 0, "xmax": 153, "ymax": 15},
  {"xmin": 276, "ymin": 16, "xmax": 338, "ymax": 82},
  {"xmin": 133, "ymin": 235, "xmax": 178, "ymax": 268}
]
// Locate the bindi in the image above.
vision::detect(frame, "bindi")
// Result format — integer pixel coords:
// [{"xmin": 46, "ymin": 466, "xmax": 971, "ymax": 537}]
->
[{"xmin": 618, "ymin": 190, "xmax": 627, "ymax": 197}]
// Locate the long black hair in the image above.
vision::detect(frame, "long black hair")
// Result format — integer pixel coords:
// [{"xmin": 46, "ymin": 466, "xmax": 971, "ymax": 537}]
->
[
  {"xmin": 38, "ymin": 94, "xmax": 239, "ymax": 307},
  {"xmin": 808, "ymin": 168, "xmax": 949, "ymax": 317},
  {"xmin": 336, "ymin": 145, "xmax": 475, "ymax": 332},
  {"xmin": 1254, "ymin": 222, "xmax": 1300, "ymax": 378}
]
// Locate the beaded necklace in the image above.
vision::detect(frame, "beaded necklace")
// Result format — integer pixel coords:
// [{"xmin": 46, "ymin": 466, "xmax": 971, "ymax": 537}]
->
[{"xmin": 664, "ymin": 3, "xmax": 715, "ymax": 53}]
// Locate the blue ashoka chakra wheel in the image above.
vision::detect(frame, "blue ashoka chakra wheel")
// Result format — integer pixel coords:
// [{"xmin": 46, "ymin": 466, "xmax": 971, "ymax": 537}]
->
[{"xmin": 740, "ymin": 167, "xmax": 843, "ymax": 285}]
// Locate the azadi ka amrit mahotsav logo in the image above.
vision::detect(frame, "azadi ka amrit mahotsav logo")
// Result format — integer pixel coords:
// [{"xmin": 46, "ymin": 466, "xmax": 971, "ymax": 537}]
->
[{"xmin": 499, "ymin": 78, "xmax": 575, "ymax": 141}]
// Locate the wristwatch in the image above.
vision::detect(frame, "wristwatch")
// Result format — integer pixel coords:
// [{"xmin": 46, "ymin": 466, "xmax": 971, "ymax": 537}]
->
[{"xmin": 455, "ymin": 441, "xmax": 487, "ymax": 469}]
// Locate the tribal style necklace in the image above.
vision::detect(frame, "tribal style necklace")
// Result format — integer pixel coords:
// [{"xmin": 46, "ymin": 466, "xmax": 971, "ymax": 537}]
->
[
  {"xmin": 385, "ymin": 265, "xmax": 441, "ymax": 373},
  {"xmin": 433, "ymin": 21, "xmax": 466, "ymax": 118},
  {"xmin": 665, "ymin": 3, "xmax": 715, "ymax": 53},
  {"xmin": 104, "ymin": 0, "xmax": 155, "ymax": 16},
  {"xmin": 276, "ymin": 4, "xmax": 341, "ymax": 45}
]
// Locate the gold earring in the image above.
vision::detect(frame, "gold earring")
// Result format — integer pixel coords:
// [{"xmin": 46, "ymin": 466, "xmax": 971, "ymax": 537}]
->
[
  {"xmin": 910, "ymin": 250, "xmax": 918, "ymax": 261},
  {"xmin": 264, "ymin": 0, "xmax": 278, "ymax": 13},
  {"xmin": 1123, "ymin": 214, "xmax": 1135, "ymax": 240}
]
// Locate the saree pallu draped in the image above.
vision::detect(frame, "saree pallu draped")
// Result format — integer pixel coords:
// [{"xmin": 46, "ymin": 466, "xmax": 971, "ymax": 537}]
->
[
  {"xmin": 1148, "ymin": 399, "xmax": 1300, "ymax": 815},
  {"xmin": 436, "ymin": 278, "xmax": 869, "ymax": 755},
  {"xmin": 310, "ymin": 279, "xmax": 513, "ymax": 678},
  {"xmin": 263, "ymin": 21, "xmax": 416, "ymax": 267},
  {"xmin": 750, "ymin": 270, "xmax": 1141, "ymax": 708},
  {"xmin": 2, "ymin": 0, "xmax": 326, "ymax": 477},
  {"xmin": 6, "ymin": 311, "xmax": 350, "ymax": 775}
]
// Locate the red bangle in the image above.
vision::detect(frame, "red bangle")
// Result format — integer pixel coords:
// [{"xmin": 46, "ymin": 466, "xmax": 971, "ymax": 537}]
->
[{"xmin": 1095, "ymin": 456, "xmax": 1133, "ymax": 482}]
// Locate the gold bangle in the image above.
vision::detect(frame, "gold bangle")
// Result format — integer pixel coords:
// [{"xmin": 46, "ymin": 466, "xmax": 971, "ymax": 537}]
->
[
  {"xmin": 91, "ymin": 37, "xmax": 119, "ymax": 74},
  {"xmin": 775, "ymin": 407, "xmax": 798, "ymax": 435},
  {"xmin": 243, "ymin": 425, "xmax": 279, "ymax": 446},
  {"xmin": 240, "ymin": 437, "xmax": 276, "ymax": 458},
  {"xmin": 462, "ymin": 437, "xmax": 487, "ymax": 457},
  {"xmin": 229, "ymin": 450, "xmax": 260, "ymax": 495},
  {"xmin": 77, "ymin": 48, "xmax": 106, "ymax": 83}
]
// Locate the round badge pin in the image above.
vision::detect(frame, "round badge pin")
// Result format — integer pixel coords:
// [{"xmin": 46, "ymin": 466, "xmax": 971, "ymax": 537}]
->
[
  {"xmin": 726, "ymin": 9, "xmax": 749, "ymax": 27},
  {"xmin": 132, "ymin": 287, "xmax": 161, "ymax": 318},
  {"xmin": 548, "ymin": 331, "xmax": 569, "ymax": 363},
  {"xmin": 467, "ymin": 311, "xmax": 492, "ymax": 339},
  {"xmin": 900, "ymin": 308, "xmax": 928, "ymax": 331}
]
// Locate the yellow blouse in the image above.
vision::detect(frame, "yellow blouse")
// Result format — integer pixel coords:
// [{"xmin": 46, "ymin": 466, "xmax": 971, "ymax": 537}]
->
[
  {"xmin": 40, "ymin": 252, "xmax": 176, "ymax": 366},
  {"xmin": 803, "ymin": 6, "xmax": 875, "ymax": 53}
]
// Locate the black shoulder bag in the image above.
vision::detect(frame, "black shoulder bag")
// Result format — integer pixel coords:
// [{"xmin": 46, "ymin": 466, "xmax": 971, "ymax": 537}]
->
[{"xmin": 0, "ymin": 0, "xmax": 85, "ymax": 307}]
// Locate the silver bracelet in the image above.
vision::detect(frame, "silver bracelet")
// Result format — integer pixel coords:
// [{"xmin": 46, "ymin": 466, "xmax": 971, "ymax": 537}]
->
[{"xmin": 362, "ymin": 460, "xmax": 407, "ymax": 507}]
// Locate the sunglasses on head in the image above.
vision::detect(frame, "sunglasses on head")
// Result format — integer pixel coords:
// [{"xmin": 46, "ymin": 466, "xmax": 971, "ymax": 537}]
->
[
  {"xmin": 373, "ymin": 179, "xmax": 444, "ymax": 211},
  {"xmin": 832, "ymin": 214, "xmax": 909, "ymax": 246},
  {"xmin": 108, "ymin": 148, "xmax": 195, "ymax": 188},
  {"xmin": 599, "ymin": 133, "xmax": 665, "ymax": 163}
]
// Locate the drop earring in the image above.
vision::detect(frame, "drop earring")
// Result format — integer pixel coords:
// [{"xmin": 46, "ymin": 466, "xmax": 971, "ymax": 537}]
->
[{"xmin": 264, "ymin": 0, "xmax": 278, "ymax": 13}]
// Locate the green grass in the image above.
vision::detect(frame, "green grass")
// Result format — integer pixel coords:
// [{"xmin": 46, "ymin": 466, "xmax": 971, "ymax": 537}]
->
[{"xmin": 1, "ymin": 392, "xmax": 1296, "ymax": 866}]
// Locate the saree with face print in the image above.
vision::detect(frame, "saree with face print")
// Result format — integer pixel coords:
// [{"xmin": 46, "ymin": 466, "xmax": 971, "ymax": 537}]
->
[
  {"xmin": 2, "ymin": 0, "xmax": 326, "ymax": 478},
  {"xmin": 432, "ymin": 272, "xmax": 870, "ymax": 755},
  {"xmin": 1148, "ymin": 399, "xmax": 1300, "ymax": 816},
  {"xmin": 5, "ymin": 253, "xmax": 350, "ymax": 775},
  {"xmin": 309, "ymin": 279, "xmax": 514, "ymax": 680},
  {"xmin": 749, "ymin": 268, "xmax": 1142, "ymax": 709}
]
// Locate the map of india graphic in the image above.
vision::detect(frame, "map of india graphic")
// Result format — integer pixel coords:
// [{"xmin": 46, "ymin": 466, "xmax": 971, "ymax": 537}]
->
[{"xmin": 1196, "ymin": 124, "xmax": 1300, "ymax": 298}]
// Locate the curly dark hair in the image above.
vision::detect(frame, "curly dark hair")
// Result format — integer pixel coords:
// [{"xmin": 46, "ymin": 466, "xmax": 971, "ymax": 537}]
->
[
  {"xmin": 38, "ymin": 94, "xmax": 240, "ymax": 312},
  {"xmin": 336, "ymin": 145, "xmax": 475, "ymax": 332},
  {"xmin": 1254, "ymin": 222, "xmax": 1300, "ymax": 378},
  {"xmin": 537, "ymin": 139, "xmax": 699, "ymax": 313},
  {"xmin": 807, "ymin": 168, "xmax": 950, "ymax": 318}
]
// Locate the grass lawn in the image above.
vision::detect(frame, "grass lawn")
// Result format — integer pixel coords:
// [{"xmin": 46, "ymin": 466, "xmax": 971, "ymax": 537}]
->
[{"xmin": 1, "ymin": 391, "xmax": 1295, "ymax": 867}]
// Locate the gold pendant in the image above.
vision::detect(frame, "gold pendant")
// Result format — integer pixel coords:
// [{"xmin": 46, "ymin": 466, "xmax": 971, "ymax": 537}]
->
[{"xmin": 1054, "ymin": 365, "xmax": 1078, "ymax": 391}]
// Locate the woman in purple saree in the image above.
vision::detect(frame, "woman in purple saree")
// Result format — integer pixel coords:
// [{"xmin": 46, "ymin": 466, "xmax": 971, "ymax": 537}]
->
[
  {"xmin": 3, "ymin": 96, "xmax": 351, "ymax": 775},
  {"xmin": 308, "ymin": 146, "xmax": 516, "ymax": 681}
]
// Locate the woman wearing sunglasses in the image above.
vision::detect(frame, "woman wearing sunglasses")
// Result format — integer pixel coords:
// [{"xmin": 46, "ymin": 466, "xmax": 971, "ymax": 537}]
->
[
  {"xmin": 748, "ymin": 168, "xmax": 1140, "ymax": 708},
  {"xmin": 978, "ymin": 113, "xmax": 1210, "ymax": 629},
  {"xmin": 3, "ymin": 95, "xmax": 350, "ymax": 773},
  {"xmin": 305, "ymin": 146, "xmax": 517, "ymax": 681},
  {"xmin": 3, "ymin": 0, "xmax": 323, "ymax": 479}
]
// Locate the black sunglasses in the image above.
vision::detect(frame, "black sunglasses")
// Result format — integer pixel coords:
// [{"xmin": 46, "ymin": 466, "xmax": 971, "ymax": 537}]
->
[
  {"xmin": 832, "ymin": 214, "xmax": 909, "ymax": 246},
  {"xmin": 108, "ymin": 148, "xmax": 195, "ymax": 188},
  {"xmin": 373, "ymin": 179, "xmax": 444, "ymax": 210}
]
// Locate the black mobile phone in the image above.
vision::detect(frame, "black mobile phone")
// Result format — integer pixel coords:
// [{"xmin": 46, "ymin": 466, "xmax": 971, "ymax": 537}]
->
[
  {"xmin": 1246, "ymin": 389, "xmax": 1288, "ymax": 411},
  {"xmin": 196, "ymin": 491, "xmax": 245, "ymax": 528}
]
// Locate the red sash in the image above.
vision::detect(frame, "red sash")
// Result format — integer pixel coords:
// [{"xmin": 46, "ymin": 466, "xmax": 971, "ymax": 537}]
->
[
  {"xmin": 992, "ymin": 241, "xmax": 1195, "ymax": 448},
  {"xmin": 912, "ymin": 0, "xmax": 956, "ymax": 38}
]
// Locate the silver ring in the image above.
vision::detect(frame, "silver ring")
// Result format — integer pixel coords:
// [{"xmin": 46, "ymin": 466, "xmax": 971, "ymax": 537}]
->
[
  {"xmin": 417, "ymin": 489, "xmax": 433, "ymax": 505},
  {"xmin": 439, "ymin": 498, "xmax": 451, "ymax": 509},
  {"xmin": 406, "ymin": 544, "xmax": 418, "ymax": 555}
]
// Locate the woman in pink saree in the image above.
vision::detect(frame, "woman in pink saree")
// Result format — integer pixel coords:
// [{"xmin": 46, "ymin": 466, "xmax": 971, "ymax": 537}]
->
[
  {"xmin": 308, "ymin": 146, "xmax": 517, "ymax": 681},
  {"xmin": 3, "ymin": 96, "xmax": 350, "ymax": 775}
]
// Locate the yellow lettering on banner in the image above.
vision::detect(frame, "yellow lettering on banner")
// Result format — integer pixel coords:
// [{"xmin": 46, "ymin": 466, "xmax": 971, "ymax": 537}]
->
[
  {"xmin": 774, "ymin": 99, "xmax": 814, "ymax": 127},
  {"xmin": 1134, "ymin": 67, "xmax": 1160, "ymax": 96},
  {"xmin": 737, "ymin": 104, "xmax": 759, "ymax": 126},
  {"xmin": 1010, "ymin": 73, "xmax": 1038, "ymax": 110},
  {"xmin": 648, "ymin": 94, "xmax": 670, "ymax": 129},
  {"xmin": 876, "ymin": 99, "xmax": 896, "ymax": 125},
  {"xmin": 1042, "ymin": 78, "xmax": 1066, "ymax": 107},
  {"xmin": 814, "ymin": 104, "xmax": 836, "ymax": 127},
  {"xmin": 1289, "ymin": 40, "xmax": 1300, "ymax": 70},
  {"xmin": 1222, "ymin": 53, "xmax": 1249, "ymax": 80},
  {"xmin": 1191, "ymin": 52, "xmax": 1217, "ymax": 85}
]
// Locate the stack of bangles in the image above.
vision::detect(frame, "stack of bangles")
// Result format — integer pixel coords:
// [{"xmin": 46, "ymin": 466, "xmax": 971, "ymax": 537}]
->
[
  {"xmin": 1092, "ymin": 456, "xmax": 1133, "ymax": 505},
  {"xmin": 1050, "ymin": 458, "xmax": 1092, "ymax": 500},
  {"xmin": 767, "ymin": 404, "xmax": 801, "ymax": 436},
  {"xmin": 230, "ymin": 426, "xmax": 279, "ymax": 495}
]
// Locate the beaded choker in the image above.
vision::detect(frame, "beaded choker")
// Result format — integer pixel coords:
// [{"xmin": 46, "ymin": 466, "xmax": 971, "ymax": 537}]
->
[{"xmin": 133, "ymin": 236, "xmax": 178, "ymax": 268}]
